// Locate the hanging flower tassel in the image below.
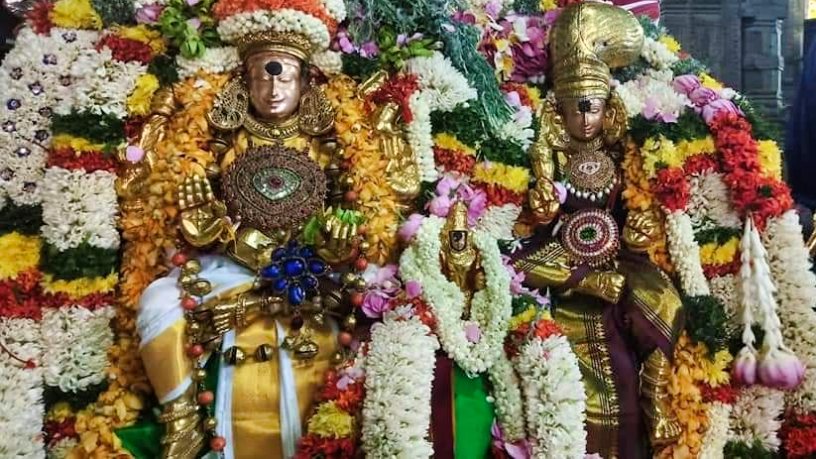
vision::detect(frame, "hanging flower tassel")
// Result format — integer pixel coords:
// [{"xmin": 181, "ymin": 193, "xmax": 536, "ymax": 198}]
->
[{"xmin": 736, "ymin": 216, "xmax": 804, "ymax": 390}]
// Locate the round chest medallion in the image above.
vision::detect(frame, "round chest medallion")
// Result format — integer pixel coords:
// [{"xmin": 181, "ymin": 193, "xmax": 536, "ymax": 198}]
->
[
  {"xmin": 560, "ymin": 208, "xmax": 620, "ymax": 268},
  {"xmin": 222, "ymin": 145, "xmax": 327, "ymax": 235},
  {"xmin": 565, "ymin": 150, "xmax": 617, "ymax": 202}
]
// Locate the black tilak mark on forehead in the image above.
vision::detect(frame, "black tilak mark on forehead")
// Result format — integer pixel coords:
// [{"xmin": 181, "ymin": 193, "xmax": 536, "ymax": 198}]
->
[
  {"xmin": 578, "ymin": 99, "xmax": 592, "ymax": 113},
  {"xmin": 265, "ymin": 61, "xmax": 283, "ymax": 76}
]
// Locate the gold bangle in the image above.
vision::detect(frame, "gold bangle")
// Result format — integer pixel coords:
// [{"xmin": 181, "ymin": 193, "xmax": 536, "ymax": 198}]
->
[{"xmin": 234, "ymin": 296, "xmax": 247, "ymax": 328}]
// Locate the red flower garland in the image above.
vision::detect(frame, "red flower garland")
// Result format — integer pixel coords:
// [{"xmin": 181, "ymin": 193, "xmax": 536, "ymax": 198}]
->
[
  {"xmin": 652, "ymin": 167, "xmax": 690, "ymax": 212},
  {"xmin": 44, "ymin": 418, "xmax": 78, "ymax": 447},
  {"xmin": 475, "ymin": 183, "xmax": 525, "ymax": 207},
  {"xmin": 27, "ymin": 0, "xmax": 54, "ymax": 35},
  {"xmin": 295, "ymin": 436, "xmax": 354, "ymax": 459},
  {"xmin": 701, "ymin": 383, "xmax": 739, "ymax": 405},
  {"xmin": 0, "ymin": 270, "xmax": 44, "ymax": 320},
  {"xmin": 434, "ymin": 147, "xmax": 476, "ymax": 175},
  {"xmin": 683, "ymin": 154, "xmax": 720, "ymax": 175},
  {"xmin": 708, "ymin": 112, "xmax": 793, "ymax": 230},
  {"xmin": 47, "ymin": 148, "xmax": 118, "ymax": 173},
  {"xmin": 97, "ymin": 35, "xmax": 154, "ymax": 64},
  {"xmin": 781, "ymin": 413, "xmax": 816, "ymax": 459}
]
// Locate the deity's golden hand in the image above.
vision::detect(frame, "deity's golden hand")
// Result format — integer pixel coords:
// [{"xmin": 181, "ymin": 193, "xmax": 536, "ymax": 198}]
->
[
  {"xmin": 529, "ymin": 179, "xmax": 561, "ymax": 225},
  {"xmin": 192, "ymin": 293, "xmax": 284, "ymax": 343},
  {"xmin": 313, "ymin": 207, "xmax": 361, "ymax": 265},
  {"xmin": 622, "ymin": 208, "xmax": 661, "ymax": 254},
  {"xmin": 575, "ymin": 269, "xmax": 626, "ymax": 304},
  {"xmin": 178, "ymin": 174, "xmax": 230, "ymax": 247}
]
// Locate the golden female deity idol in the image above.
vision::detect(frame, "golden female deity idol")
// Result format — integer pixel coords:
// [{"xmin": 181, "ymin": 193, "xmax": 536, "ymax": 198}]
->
[{"xmin": 511, "ymin": 3, "xmax": 684, "ymax": 458}]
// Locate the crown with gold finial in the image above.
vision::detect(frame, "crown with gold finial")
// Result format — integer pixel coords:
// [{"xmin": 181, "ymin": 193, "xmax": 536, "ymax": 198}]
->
[
  {"xmin": 549, "ymin": 2, "xmax": 644, "ymax": 101},
  {"xmin": 213, "ymin": 0, "xmax": 347, "ymax": 60}
]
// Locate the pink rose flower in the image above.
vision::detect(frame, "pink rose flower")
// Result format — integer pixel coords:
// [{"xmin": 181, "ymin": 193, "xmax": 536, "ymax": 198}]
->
[
  {"xmin": 672, "ymin": 74, "xmax": 701, "ymax": 95},
  {"xmin": 398, "ymin": 214, "xmax": 425, "ymax": 242},
  {"xmin": 732, "ymin": 346, "xmax": 758, "ymax": 386},
  {"xmin": 436, "ymin": 175, "xmax": 461, "ymax": 196},
  {"xmin": 758, "ymin": 348, "xmax": 805, "ymax": 390},
  {"xmin": 125, "ymin": 145, "xmax": 145, "ymax": 163},
  {"xmin": 491, "ymin": 421, "xmax": 530, "ymax": 459},
  {"xmin": 361, "ymin": 291, "xmax": 390, "ymax": 318},
  {"xmin": 689, "ymin": 86, "xmax": 718, "ymax": 107}
]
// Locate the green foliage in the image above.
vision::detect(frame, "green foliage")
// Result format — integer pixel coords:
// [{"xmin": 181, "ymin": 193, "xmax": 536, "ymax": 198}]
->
[
  {"xmin": 512, "ymin": 0, "xmax": 540, "ymax": 14},
  {"xmin": 376, "ymin": 27, "xmax": 438, "ymax": 70},
  {"xmin": 694, "ymin": 227, "xmax": 742, "ymax": 246},
  {"xmin": 628, "ymin": 111, "xmax": 710, "ymax": 144},
  {"xmin": 737, "ymin": 97, "xmax": 782, "ymax": 143},
  {"xmin": 671, "ymin": 57, "xmax": 708, "ymax": 77},
  {"xmin": 0, "ymin": 203, "xmax": 43, "ymax": 236},
  {"xmin": 683, "ymin": 295, "xmax": 732, "ymax": 355},
  {"xmin": 612, "ymin": 57, "xmax": 651, "ymax": 84},
  {"xmin": 345, "ymin": 0, "xmax": 466, "ymax": 41},
  {"xmin": 148, "ymin": 55, "xmax": 180, "ymax": 87},
  {"xmin": 159, "ymin": 0, "xmax": 221, "ymax": 59},
  {"xmin": 638, "ymin": 16, "xmax": 663, "ymax": 40},
  {"xmin": 91, "ymin": 0, "xmax": 134, "ymax": 26},
  {"xmin": 511, "ymin": 295, "xmax": 540, "ymax": 316},
  {"xmin": 480, "ymin": 136, "xmax": 529, "ymax": 168},
  {"xmin": 341, "ymin": 55, "xmax": 381, "ymax": 80},
  {"xmin": 724, "ymin": 441, "xmax": 779, "ymax": 459},
  {"xmin": 51, "ymin": 111, "xmax": 125, "ymax": 146},
  {"xmin": 40, "ymin": 243, "xmax": 118, "ymax": 281}
]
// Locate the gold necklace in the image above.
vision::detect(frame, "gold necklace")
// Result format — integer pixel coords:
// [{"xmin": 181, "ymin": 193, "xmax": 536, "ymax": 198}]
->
[{"xmin": 243, "ymin": 113, "xmax": 301, "ymax": 141}]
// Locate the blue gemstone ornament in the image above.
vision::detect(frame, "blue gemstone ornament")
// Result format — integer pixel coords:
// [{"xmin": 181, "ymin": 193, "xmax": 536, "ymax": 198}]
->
[
  {"xmin": 283, "ymin": 258, "xmax": 305, "ymax": 277},
  {"xmin": 273, "ymin": 277, "xmax": 289, "ymax": 293},
  {"xmin": 261, "ymin": 264, "xmax": 282, "ymax": 279},
  {"xmin": 288, "ymin": 284, "xmax": 306, "ymax": 305}
]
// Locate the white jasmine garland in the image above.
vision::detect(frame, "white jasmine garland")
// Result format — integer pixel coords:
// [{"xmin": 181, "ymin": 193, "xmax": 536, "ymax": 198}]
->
[
  {"xmin": 217, "ymin": 10, "xmax": 331, "ymax": 53},
  {"xmin": 665, "ymin": 210, "xmax": 709, "ymax": 295},
  {"xmin": 487, "ymin": 352, "xmax": 526, "ymax": 442},
  {"xmin": 47, "ymin": 437, "xmax": 80, "ymax": 459},
  {"xmin": 615, "ymin": 73, "xmax": 691, "ymax": 122},
  {"xmin": 362, "ymin": 316, "xmax": 438, "ymax": 458},
  {"xmin": 399, "ymin": 216, "xmax": 512, "ymax": 375},
  {"xmin": 133, "ymin": 0, "xmax": 167, "ymax": 9},
  {"xmin": 497, "ymin": 104, "xmax": 535, "ymax": 149},
  {"xmin": 0, "ymin": 318, "xmax": 44, "ymax": 459},
  {"xmin": 404, "ymin": 52, "xmax": 478, "ymax": 113},
  {"xmin": 699, "ymin": 402, "xmax": 732, "ymax": 459},
  {"xmin": 762, "ymin": 211, "xmax": 816, "ymax": 412},
  {"xmin": 641, "ymin": 36, "xmax": 680, "ymax": 70},
  {"xmin": 40, "ymin": 168, "xmax": 120, "ymax": 251},
  {"xmin": 687, "ymin": 172, "xmax": 742, "ymax": 231},
  {"xmin": 405, "ymin": 91, "xmax": 438, "ymax": 182},
  {"xmin": 709, "ymin": 274, "xmax": 740, "ymax": 321},
  {"xmin": 319, "ymin": 0, "xmax": 347, "ymax": 22},
  {"xmin": 41, "ymin": 306, "xmax": 116, "ymax": 392},
  {"xmin": 176, "ymin": 47, "xmax": 240, "ymax": 79},
  {"xmin": 310, "ymin": 50, "xmax": 343, "ymax": 76},
  {"xmin": 55, "ymin": 47, "xmax": 145, "ymax": 118},
  {"xmin": 728, "ymin": 385, "xmax": 784, "ymax": 451},
  {"xmin": 514, "ymin": 334, "xmax": 587, "ymax": 458},
  {"xmin": 475, "ymin": 204, "xmax": 521, "ymax": 241}
]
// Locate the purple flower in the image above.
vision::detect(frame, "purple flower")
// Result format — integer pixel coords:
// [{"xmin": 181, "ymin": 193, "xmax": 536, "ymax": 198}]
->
[
  {"xmin": 135, "ymin": 4, "xmax": 164, "ymax": 24},
  {"xmin": 491, "ymin": 421, "xmax": 530, "ymax": 459},
  {"xmin": 732, "ymin": 347, "xmax": 758, "ymax": 386},
  {"xmin": 428, "ymin": 195, "xmax": 453, "ymax": 217},
  {"xmin": 758, "ymin": 348, "xmax": 805, "ymax": 390},
  {"xmin": 553, "ymin": 181, "xmax": 568, "ymax": 204},
  {"xmin": 689, "ymin": 86, "xmax": 718, "ymax": 107},
  {"xmin": 359, "ymin": 41, "xmax": 380, "ymax": 58},
  {"xmin": 436, "ymin": 175, "xmax": 461, "ymax": 196},
  {"xmin": 465, "ymin": 189, "xmax": 488, "ymax": 225},
  {"xmin": 186, "ymin": 0, "xmax": 201, "ymax": 5},
  {"xmin": 485, "ymin": 0, "xmax": 503, "ymax": 18},
  {"xmin": 361, "ymin": 291, "xmax": 390, "ymax": 318},
  {"xmin": 405, "ymin": 281, "xmax": 422, "ymax": 299},
  {"xmin": 672, "ymin": 74, "xmax": 701, "ymax": 95},
  {"xmin": 399, "ymin": 214, "xmax": 425, "ymax": 242},
  {"xmin": 452, "ymin": 11, "xmax": 477, "ymax": 25},
  {"xmin": 701, "ymin": 99, "xmax": 742, "ymax": 124},
  {"xmin": 361, "ymin": 264, "xmax": 400, "ymax": 293},
  {"xmin": 335, "ymin": 31, "xmax": 356, "ymax": 54}
]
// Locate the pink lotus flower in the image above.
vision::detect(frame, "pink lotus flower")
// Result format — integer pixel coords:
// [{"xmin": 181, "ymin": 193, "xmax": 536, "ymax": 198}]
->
[
  {"xmin": 135, "ymin": 4, "xmax": 163, "ymax": 24},
  {"xmin": 405, "ymin": 280, "xmax": 422, "ymax": 299},
  {"xmin": 361, "ymin": 264, "xmax": 399, "ymax": 293},
  {"xmin": 758, "ymin": 348, "xmax": 805, "ymax": 390},
  {"xmin": 672, "ymin": 74, "xmax": 701, "ymax": 95},
  {"xmin": 361, "ymin": 291, "xmax": 390, "ymax": 318},
  {"xmin": 491, "ymin": 421, "xmax": 530, "ymax": 459},
  {"xmin": 436, "ymin": 175, "xmax": 461, "ymax": 196},
  {"xmin": 125, "ymin": 145, "xmax": 145, "ymax": 163},
  {"xmin": 398, "ymin": 214, "xmax": 425, "ymax": 242},
  {"xmin": 689, "ymin": 86, "xmax": 718, "ymax": 107},
  {"xmin": 732, "ymin": 346, "xmax": 758, "ymax": 386},
  {"xmin": 465, "ymin": 189, "xmax": 488, "ymax": 225},
  {"xmin": 701, "ymin": 99, "xmax": 742, "ymax": 124}
]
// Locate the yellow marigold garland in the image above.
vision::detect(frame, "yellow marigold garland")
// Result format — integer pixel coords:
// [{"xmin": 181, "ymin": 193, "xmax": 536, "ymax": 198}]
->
[
  {"xmin": 307, "ymin": 401, "xmax": 355, "ymax": 438},
  {"xmin": 657, "ymin": 333, "xmax": 709, "ymax": 458},
  {"xmin": 114, "ymin": 25, "xmax": 166, "ymax": 55},
  {"xmin": 71, "ymin": 72, "xmax": 229, "ymax": 458},
  {"xmin": 0, "ymin": 232, "xmax": 41, "ymax": 280},
  {"xmin": 659, "ymin": 35, "xmax": 682, "ymax": 54},
  {"xmin": 622, "ymin": 140, "xmax": 674, "ymax": 273},
  {"xmin": 325, "ymin": 75, "xmax": 400, "ymax": 264},
  {"xmin": 126, "ymin": 74, "xmax": 160, "ymax": 117},
  {"xmin": 42, "ymin": 273, "xmax": 118, "ymax": 297},
  {"xmin": 699, "ymin": 237, "xmax": 739, "ymax": 267},
  {"xmin": 50, "ymin": 0, "xmax": 102, "ymax": 30},
  {"xmin": 52, "ymin": 134, "xmax": 107, "ymax": 153},
  {"xmin": 472, "ymin": 162, "xmax": 530, "ymax": 194},
  {"xmin": 434, "ymin": 133, "xmax": 475, "ymax": 156},
  {"xmin": 757, "ymin": 139, "xmax": 783, "ymax": 180}
]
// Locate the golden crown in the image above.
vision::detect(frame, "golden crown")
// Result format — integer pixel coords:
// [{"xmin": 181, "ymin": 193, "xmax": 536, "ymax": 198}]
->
[{"xmin": 234, "ymin": 30, "xmax": 314, "ymax": 61}]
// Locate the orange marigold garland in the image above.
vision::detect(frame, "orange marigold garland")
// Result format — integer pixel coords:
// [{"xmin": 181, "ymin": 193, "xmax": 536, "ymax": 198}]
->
[{"xmin": 325, "ymin": 75, "xmax": 401, "ymax": 264}]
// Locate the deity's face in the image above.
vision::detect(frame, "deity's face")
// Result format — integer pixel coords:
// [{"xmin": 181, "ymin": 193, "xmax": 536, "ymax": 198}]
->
[
  {"xmin": 561, "ymin": 97, "xmax": 606, "ymax": 141},
  {"xmin": 449, "ymin": 230, "xmax": 469, "ymax": 252},
  {"xmin": 245, "ymin": 51, "xmax": 304, "ymax": 122}
]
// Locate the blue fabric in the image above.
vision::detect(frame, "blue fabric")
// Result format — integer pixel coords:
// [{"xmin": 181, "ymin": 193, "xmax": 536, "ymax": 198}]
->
[{"xmin": 785, "ymin": 40, "xmax": 816, "ymax": 209}]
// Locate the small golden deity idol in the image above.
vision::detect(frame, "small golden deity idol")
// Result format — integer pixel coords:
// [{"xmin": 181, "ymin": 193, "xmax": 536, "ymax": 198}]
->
[
  {"xmin": 511, "ymin": 3, "xmax": 684, "ymax": 458},
  {"xmin": 440, "ymin": 201, "xmax": 486, "ymax": 307},
  {"xmin": 128, "ymin": 1, "xmax": 374, "ymax": 458}
]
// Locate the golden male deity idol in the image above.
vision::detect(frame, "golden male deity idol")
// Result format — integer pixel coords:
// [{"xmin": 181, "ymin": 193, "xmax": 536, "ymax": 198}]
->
[
  {"xmin": 123, "ymin": 1, "xmax": 411, "ymax": 457},
  {"xmin": 510, "ymin": 3, "xmax": 684, "ymax": 458}
]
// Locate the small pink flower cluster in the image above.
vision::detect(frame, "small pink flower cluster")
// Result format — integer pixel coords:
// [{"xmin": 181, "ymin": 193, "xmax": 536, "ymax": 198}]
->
[
  {"xmin": 732, "ymin": 346, "xmax": 805, "ymax": 390},
  {"xmin": 672, "ymin": 74, "xmax": 742, "ymax": 124}
]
